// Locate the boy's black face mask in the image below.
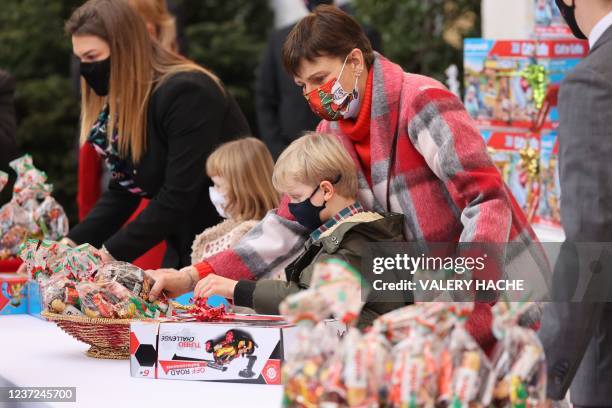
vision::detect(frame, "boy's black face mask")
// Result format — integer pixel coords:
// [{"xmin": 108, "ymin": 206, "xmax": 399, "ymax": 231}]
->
[
  {"xmin": 289, "ymin": 184, "xmax": 327, "ymax": 231},
  {"xmin": 555, "ymin": 0, "xmax": 587, "ymax": 40},
  {"xmin": 288, "ymin": 175, "xmax": 342, "ymax": 231}
]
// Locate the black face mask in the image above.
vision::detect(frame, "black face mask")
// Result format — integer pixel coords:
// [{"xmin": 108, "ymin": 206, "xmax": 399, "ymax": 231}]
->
[
  {"xmin": 80, "ymin": 57, "xmax": 111, "ymax": 96},
  {"xmin": 555, "ymin": 0, "xmax": 587, "ymax": 40},
  {"xmin": 289, "ymin": 184, "xmax": 326, "ymax": 231},
  {"xmin": 288, "ymin": 175, "xmax": 341, "ymax": 231}
]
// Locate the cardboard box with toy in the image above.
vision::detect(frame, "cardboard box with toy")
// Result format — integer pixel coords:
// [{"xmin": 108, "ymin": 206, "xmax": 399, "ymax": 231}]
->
[{"xmin": 130, "ymin": 317, "xmax": 346, "ymax": 385}]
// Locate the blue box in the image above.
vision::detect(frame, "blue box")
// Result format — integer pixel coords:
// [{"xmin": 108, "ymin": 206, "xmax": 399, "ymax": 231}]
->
[{"xmin": 0, "ymin": 274, "xmax": 29, "ymax": 315}]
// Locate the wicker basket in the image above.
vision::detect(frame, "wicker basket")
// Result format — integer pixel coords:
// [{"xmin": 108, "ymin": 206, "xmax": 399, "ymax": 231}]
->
[{"xmin": 42, "ymin": 311, "xmax": 136, "ymax": 359}]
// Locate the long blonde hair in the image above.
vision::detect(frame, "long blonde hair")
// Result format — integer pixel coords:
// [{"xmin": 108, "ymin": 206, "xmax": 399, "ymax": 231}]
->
[
  {"xmin": 66, "ymin": 0, "xmax": 220, "ymax": 163},
  {"xmin": 206, "ymin": 137, "xmax": 279, "ymax": 221},
  {"xmin": 128, "ymin": 0, "xmax": 178, "ymax": 53}
]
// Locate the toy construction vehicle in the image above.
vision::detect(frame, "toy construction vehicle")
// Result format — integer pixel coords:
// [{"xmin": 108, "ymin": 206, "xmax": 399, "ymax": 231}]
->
[{"xmin": 205, "ymin": 329, "xmax": 258, "ymax": 378}]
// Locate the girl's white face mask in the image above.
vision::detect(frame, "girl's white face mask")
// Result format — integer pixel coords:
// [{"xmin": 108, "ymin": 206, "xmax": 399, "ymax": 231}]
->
[{"xmin": 209, "ymin": 186, "xmax": 228, "ymax": 218}]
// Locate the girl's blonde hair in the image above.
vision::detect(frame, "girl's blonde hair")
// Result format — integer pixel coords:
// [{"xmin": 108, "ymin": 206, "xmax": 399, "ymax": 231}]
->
[
  {"xmin": 206, "ymin": 137, "xmax": 279, "ymax": 221},
  {"xmin": 66, "ymin": 0, "xmax": 221, "ymax": 163},
  {"xmin": 128, "ymin": 0, "xmax": 178, "ymax": 53},
  {"xmin": 273, "ymin": 132, "xmax": 358, "ymax": 198}
]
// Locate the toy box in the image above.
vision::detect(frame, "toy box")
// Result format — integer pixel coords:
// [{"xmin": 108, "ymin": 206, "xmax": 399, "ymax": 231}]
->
[
  {"xmin": 0, "ymin": 273, "xmax": 28, "ymax": 315},
  {"xmin": 534, "ymin": 0, "xmax": 573, "ymax": 39},
  {"xmin": 482, "ymin": 129, "xmax": 541, "ymax": 221},
  {"xmin": 131, "ymin": 317, "xmax": 346, "ymax": 385},
  {"xmin": 0, "ymin": 274, "xmax": 42, "ymax": 316},
  {"xmin": 536, "ymin": 131, "xmax": 561, "ymax": 227},
  {"xmin": 464, "ymin": 38, "xmax": 587, "ymax": 129},
  {"xmin": 131, "ymin": 317, "xmax": 298, "ymax": 385}
]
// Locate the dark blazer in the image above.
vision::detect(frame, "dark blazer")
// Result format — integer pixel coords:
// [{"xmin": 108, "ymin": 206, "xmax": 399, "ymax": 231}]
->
[
  {"xmin": 255, "ymin": 24, "xmax": 320, "ymax": 159},
  {"xmin": 538, "ymin": 26, "xmax": 612, "ymax": 405},
  {"xmin": 0, "ymin": 70, "xmax": 19, "ymax": 203},
  {"xmin": 68, "ymin": 71, "xmax": 250, "ymax": 268}
]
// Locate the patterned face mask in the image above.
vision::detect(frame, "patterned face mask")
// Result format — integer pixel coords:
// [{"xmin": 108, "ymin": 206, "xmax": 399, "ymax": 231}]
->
[{"xmin": 304, "ymin": 54, "xmax": 361, "ymax": 121}]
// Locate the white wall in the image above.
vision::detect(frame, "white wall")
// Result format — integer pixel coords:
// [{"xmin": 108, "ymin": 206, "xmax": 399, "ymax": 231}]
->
[{"xmin": 482, "ymin": 0, "xmax": 535, "ymax": 39}]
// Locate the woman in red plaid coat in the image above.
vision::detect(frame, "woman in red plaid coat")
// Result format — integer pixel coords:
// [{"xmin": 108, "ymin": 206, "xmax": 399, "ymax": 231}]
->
[{"xmin": 149, "ymin": 6, "xmax": 549, "ymax": 349}]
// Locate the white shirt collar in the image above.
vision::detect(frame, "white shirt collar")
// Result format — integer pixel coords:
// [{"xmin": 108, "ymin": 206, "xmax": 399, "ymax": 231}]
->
[{"xmin": 589, "ymin": 11, "xmax": 612, "ymax": 49}]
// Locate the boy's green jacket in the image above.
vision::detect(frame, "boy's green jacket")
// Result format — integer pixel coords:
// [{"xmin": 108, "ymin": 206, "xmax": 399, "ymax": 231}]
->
[{"xmin": 233, "ymin": 212, "xmax": 410, "ymax": 328}]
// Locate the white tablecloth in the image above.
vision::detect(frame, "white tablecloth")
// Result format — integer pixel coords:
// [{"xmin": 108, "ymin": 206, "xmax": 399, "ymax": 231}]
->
[{"xmin": 0, "ymin": 315, "xmax": 283, "ymax": 408}]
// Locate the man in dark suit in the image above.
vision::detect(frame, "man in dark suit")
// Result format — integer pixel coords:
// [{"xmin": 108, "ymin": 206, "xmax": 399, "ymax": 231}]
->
[
  {"xmin": 255, "ymin": 0, "xmax": 381, "ymax": 158},
  {"xmin": 0, "ymin": 69, "xmax": 19, "ymax": 203},
  {"xmin": 539, "ymin": 1, "xmax": 612, "ymax": 406}
]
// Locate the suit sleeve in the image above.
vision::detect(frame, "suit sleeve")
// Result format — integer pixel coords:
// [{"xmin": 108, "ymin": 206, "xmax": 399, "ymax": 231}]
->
[
  {"xmin": 103, "ymin": 77, "xmax": 224, "ymax": 261},
  {"xmin": 539, "ymin": 67, "xmax": 612, "ymax": 400}
]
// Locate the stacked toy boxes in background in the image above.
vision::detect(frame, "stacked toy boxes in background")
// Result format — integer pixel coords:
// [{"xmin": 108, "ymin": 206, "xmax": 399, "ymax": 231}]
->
[{"xmin": 464, "ymin": 1, "xmax": 587, "ymax": 229}]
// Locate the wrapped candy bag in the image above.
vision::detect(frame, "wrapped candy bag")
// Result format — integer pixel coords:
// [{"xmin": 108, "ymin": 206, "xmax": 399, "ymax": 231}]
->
[
  {"xmin": 321, "ymin": 329, "xmax": 392, "ymax": 408},
  {"xmin": 309, "ymin": 259, "xmax": 365, "ymax": 324},
  {"xmin": 19, "ymin": 239, "xmax": 71, "ymax": 283},
  {"xmin": 282, "ymin": 322, "xmax": 341, "ymax": 408},
  {"xmin": 61, "ymin": 243, "xmax": 103, "ymax": 279},
  {"xmin": 281, "ymin": 259, "xmax": 387, "ymax": 408},
  {"xmin": 388, "ymin": 335, "xmax": 439, "ymax": 408},
  {"xmin": 0, "ymin": 155, "xmax": 69, "ymax": 259},
  {"xmin": 9, "ymin": 155, "xmax": 51, "ymax": 203},
  {"xmin": 97, "ymin": 261, "xmax": 149, "ymax": 298},
  {"xmin": 443, "ymin": 326, "xmax": 493, "ymax": 407},
  {"xmin": 34, "ymin": 196, "xmax": 69, "ymax": 241},
  {"xmin": 280, "ymin": 289, "xmax": 331, "ymax": 324},
  {"xmin": 488, "ymin": 324, "xmax": 547, "ymax": 406},
  {"xmin": 41, "ymin": 273, "xmax": 81, "ymax": 315},
  {"xmin": 77, "ymin": 280, "xmax": 136, "ymax": 319},
  {"xmin": 0, "ymin": 223, "xmax": 29, "ymax": 259}
]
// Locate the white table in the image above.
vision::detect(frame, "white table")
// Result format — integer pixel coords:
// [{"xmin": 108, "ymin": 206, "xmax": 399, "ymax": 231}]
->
[{"xmin": 0, "ymin": 315, "xmax": 283, "ymax": 408}]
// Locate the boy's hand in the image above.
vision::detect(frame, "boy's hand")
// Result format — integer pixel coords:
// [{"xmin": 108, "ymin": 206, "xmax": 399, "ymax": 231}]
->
[{"xmin": 194, "ymin": 274, "xmax": 238, "ymax": 300}]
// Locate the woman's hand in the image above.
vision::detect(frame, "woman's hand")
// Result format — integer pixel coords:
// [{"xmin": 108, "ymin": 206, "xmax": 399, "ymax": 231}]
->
[
  {"xmin": 146, "ymin": 266, "xmax": 198, "ymax": 301},
  {"xmin": 194, "ymin": 274, "xmax": 238, "ymax": 300}
]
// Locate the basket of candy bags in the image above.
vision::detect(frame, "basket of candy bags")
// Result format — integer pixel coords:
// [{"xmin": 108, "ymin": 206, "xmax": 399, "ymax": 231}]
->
[
  {"xmin": 20, "ymin": 239, "xmax": 175, "ymax": 359},
  {"xmin": 279, "ymin": 259, "xmax": 547, "ymax": 408},
  {"xmin": 0, "ymin": 155, "xmax": 68, "ymax": 270}
]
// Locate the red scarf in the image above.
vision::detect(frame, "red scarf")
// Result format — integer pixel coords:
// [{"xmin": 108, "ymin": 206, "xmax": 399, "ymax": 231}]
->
[{"xmin": 339, "ymin": 69, "xmax": 374, "ymax": 185}]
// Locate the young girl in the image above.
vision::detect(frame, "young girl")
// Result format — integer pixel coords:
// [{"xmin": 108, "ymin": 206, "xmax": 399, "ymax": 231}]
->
[{"xmin": 191, "ymin": 138, "xmax": 280, "ymax": 277}]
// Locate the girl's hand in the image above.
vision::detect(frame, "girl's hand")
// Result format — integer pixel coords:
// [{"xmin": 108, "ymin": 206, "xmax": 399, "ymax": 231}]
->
[{"xmin": 194, "ymin": 274, "xmax": 238, "ymax": 300}]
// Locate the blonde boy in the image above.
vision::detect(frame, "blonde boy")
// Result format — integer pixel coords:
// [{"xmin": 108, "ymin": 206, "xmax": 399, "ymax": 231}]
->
[{"xmin": 195, "ymin": 132, "xmax": 407, "ymax": 328}]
